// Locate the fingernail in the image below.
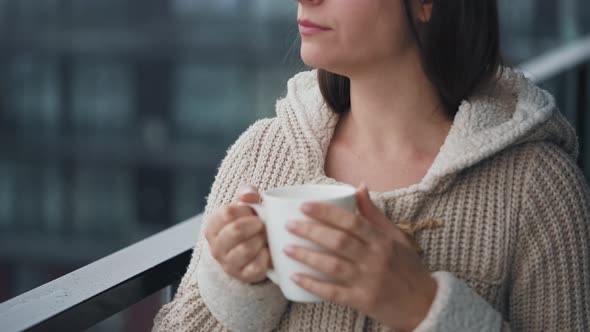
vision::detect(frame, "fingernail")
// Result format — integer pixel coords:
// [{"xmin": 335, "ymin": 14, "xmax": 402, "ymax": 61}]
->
[
  {"xmin": 241, "ymin": 187, "xmax": 257, "ymax": 195},
  {"xmin": 359, "ymin": 181, "xmax": 368, "ymax": 191},
  {"xmin": 290, "ymin": 274, "xmax": 302, "ymax": 283},
  {"xmin": 301, "ymin": 203, "xmax": 314, "ymax": 213},
  {"xmin": 283, "ymin": 244, "xmax": 296, "ymax": 254},
  {"xmin": 286, "ymin": 220, "xmax": 298, "ymax": 230}
]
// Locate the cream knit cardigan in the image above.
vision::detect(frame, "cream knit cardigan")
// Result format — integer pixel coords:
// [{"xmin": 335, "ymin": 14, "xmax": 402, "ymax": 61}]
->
[{"xmin": 152, "ymin": 69, "xmax": 590, "ymax": 331}]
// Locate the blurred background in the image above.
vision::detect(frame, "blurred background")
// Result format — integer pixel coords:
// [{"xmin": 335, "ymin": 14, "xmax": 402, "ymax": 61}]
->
[{"xmin": 0, "ymin": 0, "xmax": 589, "ymax": 331}]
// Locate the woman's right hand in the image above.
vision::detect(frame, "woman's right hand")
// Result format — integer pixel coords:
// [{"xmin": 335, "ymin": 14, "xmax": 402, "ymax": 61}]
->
[{"xmin": 204, "ymin": 185, "xmax": 272, "ymax": 284}]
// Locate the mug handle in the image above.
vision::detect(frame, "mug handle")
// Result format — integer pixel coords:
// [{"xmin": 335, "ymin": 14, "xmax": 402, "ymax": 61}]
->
[{"xmin": 238, "ymin": 201, "xmax": 280, "ymax": 285}]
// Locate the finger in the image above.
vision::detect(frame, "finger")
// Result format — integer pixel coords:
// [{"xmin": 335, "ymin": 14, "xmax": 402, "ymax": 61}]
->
[
  {"xmin": 300, "ymin": 202, "xmax": 375, "ymax": 243},
  {"xmin": 206, "ymin": 205, "xmax": 257, "ymax": 238},
  {"xmin": 291, "ymin": 273, "xmax": 352, "ymax": 306},
  {"xmin": 286, "ymin": 220, "xmax": 366, "ymax": 261},
  {"xmin": 284, "ymin": 245, "xmax": 357, "ymax": 282},
  {"xmin": 240, "ymin": 247, "xmax": 271, "ymax": 282},
  {"xmin": 237, "ymin": 184, "xmax": 261, "ymax": 204},
  {"xmin": 225, "ymin": 234, "xmax": 266, "ymax": 270},
  {"xmin": 215, "ymin": 216, "xmax": 264, "ymax": 254}
]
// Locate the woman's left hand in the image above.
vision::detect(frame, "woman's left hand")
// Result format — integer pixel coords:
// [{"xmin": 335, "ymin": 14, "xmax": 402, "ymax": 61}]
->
[{"xmin": 284, "ymin": 183, "xmax": 438, "ymax": 332}]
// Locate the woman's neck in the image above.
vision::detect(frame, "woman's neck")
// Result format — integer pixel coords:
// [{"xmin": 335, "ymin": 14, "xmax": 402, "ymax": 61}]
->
[{"xmin": 337, "ymin": 51, "xmax": 452, "ymax": 160}]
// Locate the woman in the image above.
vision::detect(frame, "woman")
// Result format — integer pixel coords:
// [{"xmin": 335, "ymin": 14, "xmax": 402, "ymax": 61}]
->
[{"xmin": 153, "ymin": 0, "xmax": 590, "ymax": 331}]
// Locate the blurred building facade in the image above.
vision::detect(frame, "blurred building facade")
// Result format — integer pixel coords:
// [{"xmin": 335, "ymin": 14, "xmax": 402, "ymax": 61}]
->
[{"xmin": 0, "ymin": 0, "xmax": 588, "ymax": 331}]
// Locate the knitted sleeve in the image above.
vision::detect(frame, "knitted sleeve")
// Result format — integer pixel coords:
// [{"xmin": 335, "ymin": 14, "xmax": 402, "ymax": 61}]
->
[
  {"xmin": 152, "ymin": 118, "xmax": 288, "ymax": 332},
  {"xmin": 507, "ymin": 144, "xmax": 590, "ymax": 331},
  {"xmin": 413, "ymin": 143, "xmax": 590, "ymax": 332}
]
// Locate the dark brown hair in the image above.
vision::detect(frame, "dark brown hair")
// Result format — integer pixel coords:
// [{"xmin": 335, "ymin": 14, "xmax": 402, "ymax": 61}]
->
[{"xmin": 318, "ymin": 0, "xmax": 503, "ymax": 118}]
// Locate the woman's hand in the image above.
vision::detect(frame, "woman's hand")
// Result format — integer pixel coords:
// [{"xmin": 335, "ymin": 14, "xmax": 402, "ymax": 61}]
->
[
  {"xmin": 284, "ymin": 183, "xmax": 438, "ymax": 332},
  {"xmin": 204, "ymin": 185, "xmax": 272, "ymax": 284}
]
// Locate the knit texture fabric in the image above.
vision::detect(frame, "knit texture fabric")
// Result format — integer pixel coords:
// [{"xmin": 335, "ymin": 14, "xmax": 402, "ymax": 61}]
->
[{"xmin": 152, "ymin": 68, "xmax": 590, "ymax": 332}]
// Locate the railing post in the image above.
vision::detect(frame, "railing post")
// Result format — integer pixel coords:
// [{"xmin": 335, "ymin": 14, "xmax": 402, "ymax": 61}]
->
[{"xmin": 165, "ymin": 280, "xmax": 181, "ymax": 303}]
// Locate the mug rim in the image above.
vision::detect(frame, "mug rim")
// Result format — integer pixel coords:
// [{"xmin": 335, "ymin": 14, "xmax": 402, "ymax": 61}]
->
[{"xmin": 262, "ymin": 184, "xmax": 356, "ymax": 201}]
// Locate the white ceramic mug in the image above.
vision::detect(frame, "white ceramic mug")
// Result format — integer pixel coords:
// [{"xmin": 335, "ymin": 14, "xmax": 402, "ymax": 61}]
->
[{"xmin": 243, "ymin": 184, "xmax": 357, "ymax": 303}]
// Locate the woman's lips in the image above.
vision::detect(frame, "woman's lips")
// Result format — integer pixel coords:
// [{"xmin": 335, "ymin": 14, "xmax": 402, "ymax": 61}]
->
[{"xmin": 298, "ymin": 19, "xmax": 331, "ymax": 36}]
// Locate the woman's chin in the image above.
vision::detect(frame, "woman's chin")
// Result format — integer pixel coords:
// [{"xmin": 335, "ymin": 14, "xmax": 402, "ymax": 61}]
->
[
  {"xmin": 300, "ymin": 48, "xmax": 337, "ymax": 71},
  {"xmin": 300, "ymin": 47, "xmax": 320, "ymax": 67},
  {"xmin": 300, "ymin": 42, "xmax": 354, "ymax": 75}
]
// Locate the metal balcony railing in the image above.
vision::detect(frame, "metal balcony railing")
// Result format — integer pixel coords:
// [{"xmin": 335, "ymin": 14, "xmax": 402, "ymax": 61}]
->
[{"xmin": 0, "ymin": 216, "xmax": 200, "ymax": 332}]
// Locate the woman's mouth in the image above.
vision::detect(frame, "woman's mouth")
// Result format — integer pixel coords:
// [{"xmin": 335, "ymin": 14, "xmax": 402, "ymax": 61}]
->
[{"xmin": 298, "ymin": 19, "xmax": 331, "ymax": 36}]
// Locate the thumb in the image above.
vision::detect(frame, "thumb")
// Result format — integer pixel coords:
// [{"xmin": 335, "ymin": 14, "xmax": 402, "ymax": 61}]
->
[
  {"xmin": 355, "ymin": 182, "xmax": 380, "ymax": 220},
  {"xmin": 356, "ymin": 183, "xmax": 391, "ymax": 231},
  {"xmin": 237, "ymin": 184, "xmax": 261, "ymax": 204}
]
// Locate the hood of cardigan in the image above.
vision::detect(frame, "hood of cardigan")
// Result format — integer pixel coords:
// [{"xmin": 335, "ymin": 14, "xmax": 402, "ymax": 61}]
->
[{"xmin": 274, "ymin": 68, "xmax": 579, "ymax": 195}]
